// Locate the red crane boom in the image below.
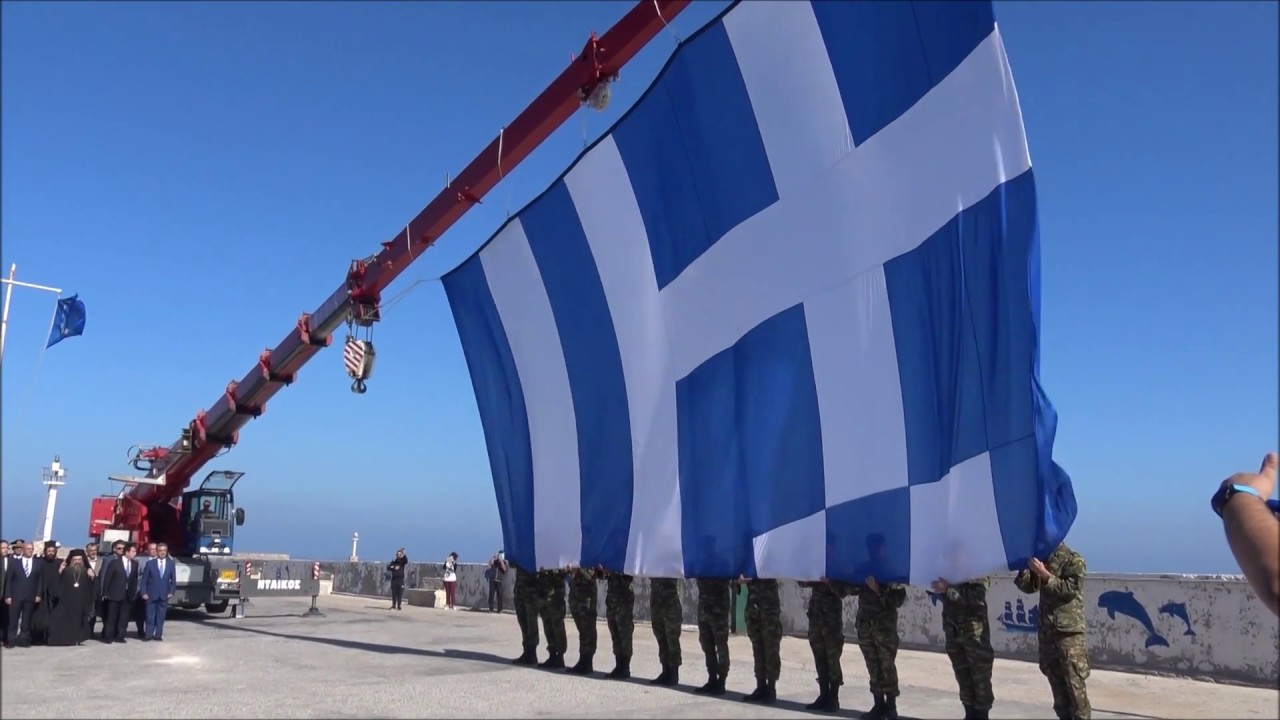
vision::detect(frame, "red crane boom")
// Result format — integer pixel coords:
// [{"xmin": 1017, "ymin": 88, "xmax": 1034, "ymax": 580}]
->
[{"xmin": 104, "ymin": 0, "xmax": 692, "ymax": 546}]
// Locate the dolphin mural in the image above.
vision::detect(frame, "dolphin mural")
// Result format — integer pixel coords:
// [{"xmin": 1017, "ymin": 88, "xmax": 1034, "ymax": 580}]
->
[
  {"xmin": 1098, "ymin": 590, "xmax": 1169, "ymax": 648},
  {"xmin": 1158, "ymin": 601, "xmax": 1196, "ymax": 636}
]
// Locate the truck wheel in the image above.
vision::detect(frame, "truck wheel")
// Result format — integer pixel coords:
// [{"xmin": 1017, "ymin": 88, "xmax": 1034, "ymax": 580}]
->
[{"xmin": 205, "ymin": 601, "xmax": 230, "ymax": 614}]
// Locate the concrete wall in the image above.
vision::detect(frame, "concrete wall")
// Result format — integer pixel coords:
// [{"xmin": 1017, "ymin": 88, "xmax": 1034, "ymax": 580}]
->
[{"xmin": 316, "ymin": 561, "xmax": 1278, "ymax": 687}]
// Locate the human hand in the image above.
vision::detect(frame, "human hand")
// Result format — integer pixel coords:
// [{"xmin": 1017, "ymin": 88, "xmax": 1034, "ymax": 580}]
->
[
  {"xmin": 930, "ymin": 578, "xmax": 949, "ymax": 593},
  {"xmin": 1029, "ymin": 558, "xmax": 1050, "ymax": 580},
  {"xmin": 1223, "ymin": 453, "xmax": 1278, "ymax": 501},
  {"xmin": 866, "ymin": 576, "xmax": 880, "ymax": 594}
]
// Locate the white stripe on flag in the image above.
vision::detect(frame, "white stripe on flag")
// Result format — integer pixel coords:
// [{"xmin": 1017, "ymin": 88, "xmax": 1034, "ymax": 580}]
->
[
  {"xmin": 565, "ymin": 137, "xmax": 685, "ymax": 578},
  {"xmin": 480, "ymin": 220, "xmax": 582, "ymax": 570},
  {"xmin": 723, "ymin": 0, "xmax": 854, "ymax": 198}
]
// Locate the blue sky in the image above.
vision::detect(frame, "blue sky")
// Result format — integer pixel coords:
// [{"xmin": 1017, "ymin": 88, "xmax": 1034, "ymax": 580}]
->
[{"xmin": 1, "ymin": 1, "xmax": 1275, "ymax": 572}]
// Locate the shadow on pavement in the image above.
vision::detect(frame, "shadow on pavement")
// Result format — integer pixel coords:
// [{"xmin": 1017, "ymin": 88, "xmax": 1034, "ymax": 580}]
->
[{"xmin": 181, "ymin": 620, "xmax": 516, "ymax": 666}]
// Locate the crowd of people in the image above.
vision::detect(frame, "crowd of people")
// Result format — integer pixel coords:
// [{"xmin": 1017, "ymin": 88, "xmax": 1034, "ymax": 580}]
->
[
  {"xmin": 507, "ymin": 538, "xmax": 1090, "ymax": 720},
  {"xmin": 1, "ymin": 538, "xmax": 178, "ymax": 648}
]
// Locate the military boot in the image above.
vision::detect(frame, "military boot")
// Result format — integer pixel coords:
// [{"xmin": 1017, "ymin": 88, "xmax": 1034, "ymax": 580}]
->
[
  {"xmin": 819, "ymin": 685, "xmax": 840, "ymax": 713},
  {"xmin": 758, "ymin": 680, "xmax": 777, "ymax": 705},
  {"xmin": 865, "ymin": 694, "xmax": 887, "ymax": 720},
  {"xmin": 962, "ymin": 704, "xmax": 975, "ymax": 720},
  {"xmin": 659, "ymin": 666, "xmax": 679, "ymax": 687},
  {"xmin": 695, "ymin": 672, "xmax": 718, "ymax": 694},
  {"xmin": 884, "ymin": 695, "xmax": 899, "ymax": 720},
  {"xmin": 513, "ymin": 646, "xmax": 537, "ymax": 666},
  {"xmin": 742, "ymin": 680, "xmax": 765, "ymax": 703},
  {"xmin": 972, "ymin": 708, "xmax": 989, "ymax": 720},
  {"xmin": 540, "ymin": 651, "xmax": 565, "ymax": 670},
  {"xmin": 649, "ymin": 664, "xmax": 669, "ymax": 685},
  {"xmin": 568, "ymin": 653, "xmax": 593, "ymax": 675},
  {"xmin": 606, "ymin": 656, "xmax": 631, "ymax": 680},
  {"xmin": 806, "ymin": 679, "xmax": 830, "ymax": 710},
  {"xmin": 708, "ymin": 674, "xmax": 727, "ymax": 696}
]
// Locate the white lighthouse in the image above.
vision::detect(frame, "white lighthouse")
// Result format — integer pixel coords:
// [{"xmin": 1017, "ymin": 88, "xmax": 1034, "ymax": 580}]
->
[
  {"xmin": 350, "ymin": 531, "xmax": 360, "ymax": 562},
  {"xmin": 36, "ymin": 456, "xmax": 67, "ymax": 545}
]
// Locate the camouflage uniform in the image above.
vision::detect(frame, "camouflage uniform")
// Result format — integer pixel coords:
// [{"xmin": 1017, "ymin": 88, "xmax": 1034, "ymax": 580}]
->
[
  {"xmin": 649, "ymin": 577, "xmax": 682, "ymax": 685},
  {"xmin": 743, "ymin": 578, "xmax": 783, "ymax": 703},
  {"xmin": 851, "ymin": 578, "xmax": 907, "ymax": 719},
  {"xmin": 512, "ymin": 566, "xmax": 540, "ymax": 664},
  {"xmin": 604, "ymin": 570, "xmax": 635, "ymax": 678},
  {"xmin": 567, "ymin": 567, "xmax": 598, "ymax": 673},
  {"xmin": 536, "ymin": 569, "xmax": 568, "ymax": 667},
  {"xmin": 801, "ymin": 579, "xmax": 852, "ymax": 712},
  {"xmin": 695, "ymin": 578, "xmax": 732, "ymax": 693},
  {"xmin": 941, "ymin": 578, "xmax": 995, "ymax": 719},
  {"xmin": 1015, "ymin": 543, "xmax": 1090, "ymax": 720}
]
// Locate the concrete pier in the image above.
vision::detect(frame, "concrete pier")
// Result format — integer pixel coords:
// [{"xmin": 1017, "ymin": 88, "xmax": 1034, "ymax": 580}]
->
[
  {"xmin": 318, "ymin": 560, "xmax": 1279, "ymax": 688},
  {"xmin": 1, "ymin": 594, "xmax": 1274, "ymax": 719}
]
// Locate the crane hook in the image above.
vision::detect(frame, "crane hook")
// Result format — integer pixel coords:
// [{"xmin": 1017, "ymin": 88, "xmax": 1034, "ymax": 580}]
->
[{"xmin": 351, "ymin": 378, "xmax": 367, "ymax": 394}]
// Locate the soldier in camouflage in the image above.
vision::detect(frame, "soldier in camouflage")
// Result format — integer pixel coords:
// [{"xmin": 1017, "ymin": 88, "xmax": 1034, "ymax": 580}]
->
[
  {"xmin": 602, "ymin": 567, "xmax": 635, "ymax": 680},
  {"xmin": 850, "ymin": 534, "xmax": 907, "ymax": 720},
  {"xmin": 695, "ymin": 577, "xmax": 732, "ymax": 696},
  {"xmin": 648, "ymin": 577, "xmax": 682, "ymax": 686},
  {"xmin": 512, "ymin": 564, "xmax": 540, "ymax": 665},
  {"xmin": 536, "ymin": 568, "xmax": 569, "ymax": 670},
  {"xmin": 740, "ymin": 575, "xmax": 783, "ymax": 705},
  {"xmin": 931, "ymin": 574, "xmax": 995, "ymax": 720},
  {"xmin": 800, "ymin": 577, "xmax": 852, "ymax": 713},
  {"xmin": 1015, "ymin": 542, "xmax": 1091, "ymax": 720},
  {"xmin": 566, "ymin": 566, "xmax": 598, "ymax": 675}
]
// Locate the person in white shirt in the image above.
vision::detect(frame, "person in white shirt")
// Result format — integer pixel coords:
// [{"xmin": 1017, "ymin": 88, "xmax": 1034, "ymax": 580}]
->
[{"xmin": 443, "ymin": 553, "xmax": 459, "ymax": 610}]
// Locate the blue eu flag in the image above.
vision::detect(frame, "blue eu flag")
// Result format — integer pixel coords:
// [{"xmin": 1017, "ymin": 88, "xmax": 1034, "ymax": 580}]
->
[{"xmin": 47, "ymin": 295, "xmax": 86, "ymax": 349}]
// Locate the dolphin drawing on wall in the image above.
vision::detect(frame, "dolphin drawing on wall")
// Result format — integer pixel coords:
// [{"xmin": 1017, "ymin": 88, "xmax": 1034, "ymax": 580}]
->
[
  {"xmin": 1098, "ymin": 590, "xmax": 1169, "ymax": 648},
  {"xmin": 1158, "ymin": 601, "xmax": 1196, "ymax": 636}
]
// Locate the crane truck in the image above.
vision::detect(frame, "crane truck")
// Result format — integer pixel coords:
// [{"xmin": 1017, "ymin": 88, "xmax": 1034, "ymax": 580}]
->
[{"xmin": 85, "ymin": 0, "xmax": 693, "ymax": 615}]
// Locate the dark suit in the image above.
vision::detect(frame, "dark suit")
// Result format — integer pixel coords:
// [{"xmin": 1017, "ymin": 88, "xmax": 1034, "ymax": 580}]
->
[
  {"xmin": 85, "ymin": 556, "xmax": 104, "ymax": 636},
  {"xmin": 0, "ymin": 555, "xmax": 11, "ymax": 643},
  {"xmin": 100, "ymin": 555, "xmax": 138, "ymax": 642},
  {"xmin": 140, "ymin": 557, "xmax": 177, "ymax": 639},
  {"xmin": 3, "ymin": 556, "xmax": 43, "ymax": 646}
]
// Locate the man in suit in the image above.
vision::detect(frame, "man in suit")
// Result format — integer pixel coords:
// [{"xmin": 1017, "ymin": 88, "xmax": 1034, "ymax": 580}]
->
[
  {"xmin": 3, "ymin": 540, "xmax": 44, "ymax": 648},
  {"xmin": 135, "ymin": 542, "xmax": 159, "ymax": 639},
  {"xmin": 140, "ymin": 542, "xmax": 177, "ymax": 641},
  {"xmin": 0, "ymin": 540, "xmax": 11, "ymax": 644},
  {"xmin": 100, "ymin": 541, "xmax": 137, "ymax": 643},
  {"xmin": 84, "ymin": 541, "xmax": 104, "ymax": 638}
]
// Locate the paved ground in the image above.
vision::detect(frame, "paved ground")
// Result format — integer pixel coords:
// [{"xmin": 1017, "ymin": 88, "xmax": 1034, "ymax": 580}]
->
[{"xmin": 1, "ymin": 593, "xmax": 1274, "ymax": 719}]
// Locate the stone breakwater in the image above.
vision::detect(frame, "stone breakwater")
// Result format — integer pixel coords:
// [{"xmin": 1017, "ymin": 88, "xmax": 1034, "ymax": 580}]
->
[{"xmin": 315, "ymin": 560, "xmax": 1277, "ymax": 687}]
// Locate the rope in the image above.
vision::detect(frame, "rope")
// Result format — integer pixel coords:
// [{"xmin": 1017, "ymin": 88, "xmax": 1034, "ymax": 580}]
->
[{"xmin": 654, "ymin": 0, "xmax": 682, "ymax": 44}]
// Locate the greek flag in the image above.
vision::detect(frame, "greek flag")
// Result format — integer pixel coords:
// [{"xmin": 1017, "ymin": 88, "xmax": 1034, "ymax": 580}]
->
[{"xmin": 443, "ymin": 0, "xmax": 1075, "ymax": 584}]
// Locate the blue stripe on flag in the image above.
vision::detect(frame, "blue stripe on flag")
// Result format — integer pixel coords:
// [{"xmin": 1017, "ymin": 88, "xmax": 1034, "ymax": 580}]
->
[
  {"xmin": 974, "ymin": 168, "xmax": 1077, "ymax": 562},
  {"xmin": 442, "ymin": 257, "xmax": 537, "ymax": 572},
  {"xmin": 883, "ymin": 220, "xmax": 991, "ymax": 488},
  {"xmin": 520, "ymin": 181, "xmax": 634, "ymax": 570},
  {"xmin": 811, "ymin": 0, "xmax": 995, "ymax": 147},
  {"xmin": 676, "ymin": 304, "xmax": 826, "ymax": 578},
  {"xmin": 825, "ymin": 487, "xmax": 912, "ymax": 585},
  {"xmin": 613, "ymin": 21, "xmax": 778, "ymax": 291}
]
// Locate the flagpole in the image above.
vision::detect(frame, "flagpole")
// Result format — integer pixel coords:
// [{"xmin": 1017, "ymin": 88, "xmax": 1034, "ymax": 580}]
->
[{"xmin": 0, "ymin": 263, "xmax": 64, "ymax": 365}]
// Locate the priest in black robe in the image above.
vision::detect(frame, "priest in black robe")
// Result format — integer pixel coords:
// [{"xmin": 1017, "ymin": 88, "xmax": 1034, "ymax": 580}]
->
[
  {"xmin": 31, "ymin": 541, "xmax": 61, "ymax": 645},
  {"xmin": 48, "ymin": 549, "xmax": 95, "ymax": 646}
]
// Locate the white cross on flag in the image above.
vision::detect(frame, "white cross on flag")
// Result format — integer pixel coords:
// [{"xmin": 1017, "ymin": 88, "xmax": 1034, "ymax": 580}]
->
[{"xmin": 443, "ymin": 0, "xmax": 1076, "ymax": 585}]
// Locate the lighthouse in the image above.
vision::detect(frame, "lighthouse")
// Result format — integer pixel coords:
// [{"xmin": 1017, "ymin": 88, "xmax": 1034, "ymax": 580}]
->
[{"xmin": 36, "ymin": 456, "xmax": 67, "ymax": 545}]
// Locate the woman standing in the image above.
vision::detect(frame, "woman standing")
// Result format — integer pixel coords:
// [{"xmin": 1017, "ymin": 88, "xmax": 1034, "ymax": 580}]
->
[
  {"xmin": 442, "ymin": 552, "xmax": 459, "ymax": 610},
  {"xmin": 387, "ymin": 549, "xmax": 409, "ymax": 611}
]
